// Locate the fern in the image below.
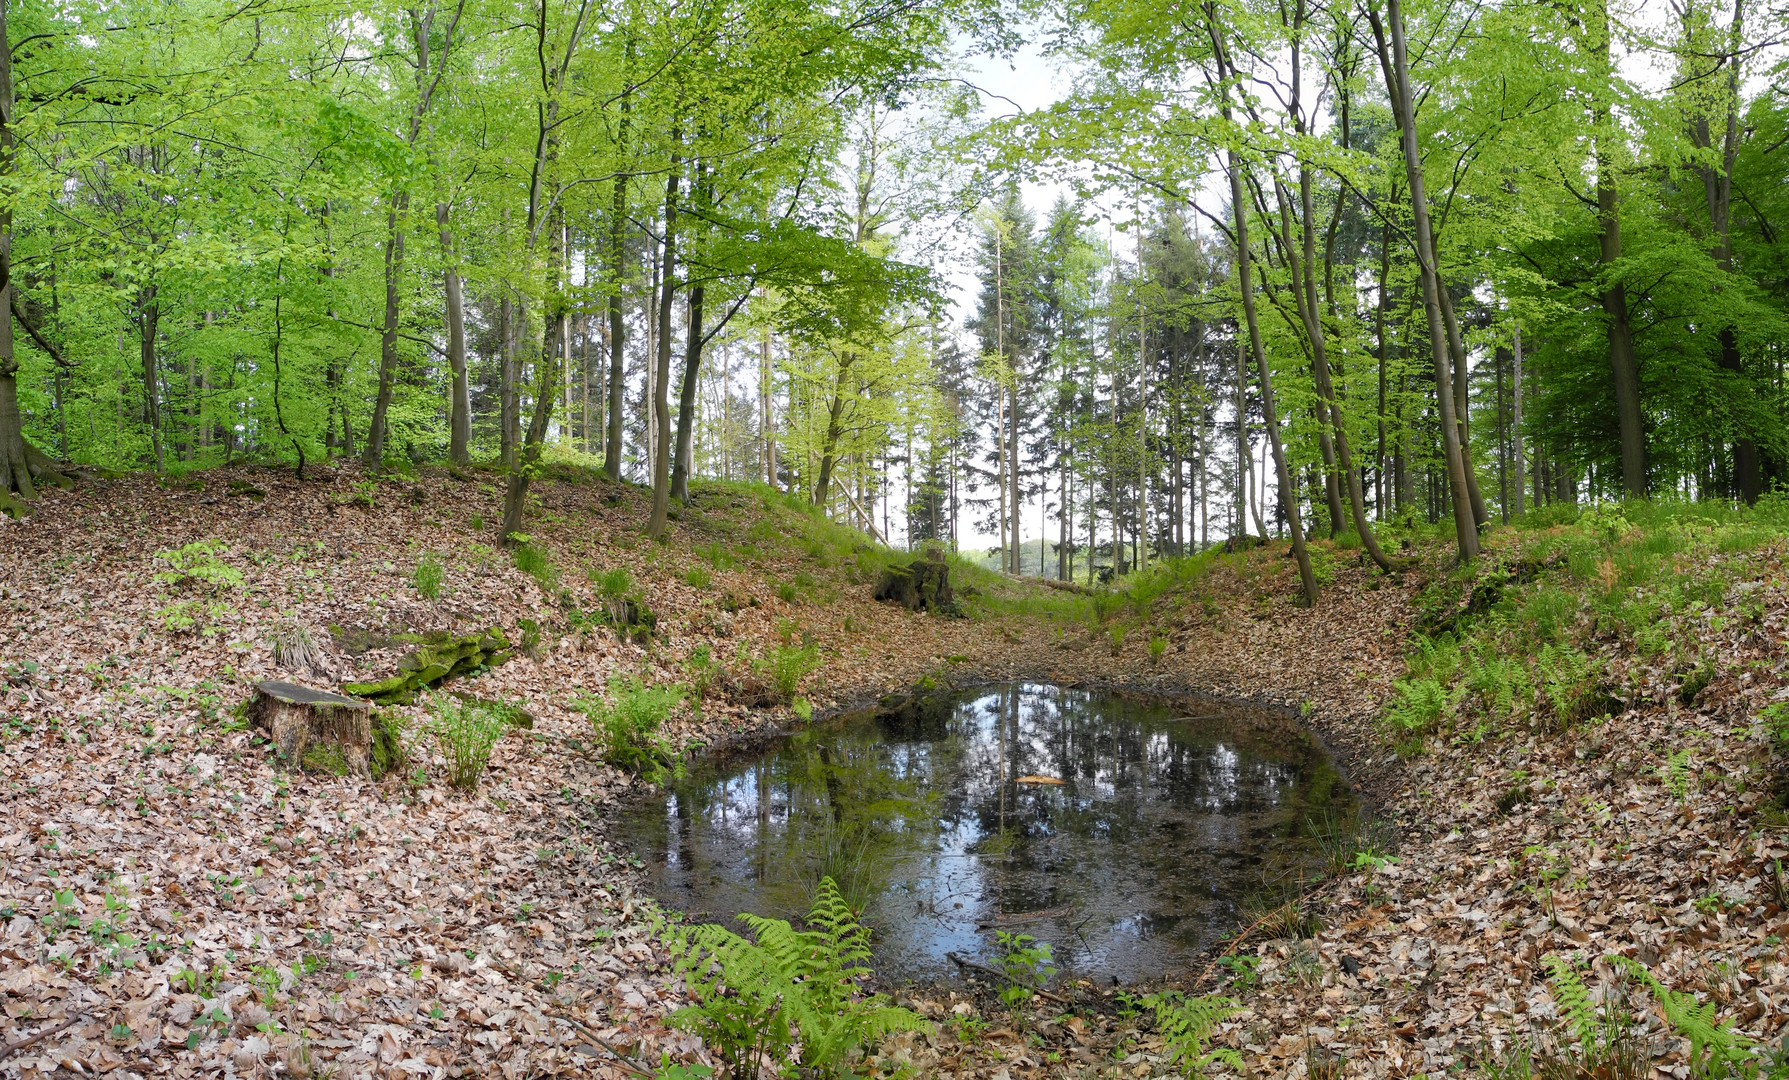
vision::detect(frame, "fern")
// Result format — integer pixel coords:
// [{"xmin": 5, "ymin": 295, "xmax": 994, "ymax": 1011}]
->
[
  {"xmin": 1609, "ymin": 956, "xmax": 1754, "ymax": 1078},
  {"xmin": 1543, "ymin": 954, "xmax": 1600, "ymax": 1049},
  {"xmin": 662, "ymin": 877, "xmax": 928, "ymax": 1078},
  {"xmin": 1144, "ymin": 991, "xmax": 1243, "ymax": 1078}
]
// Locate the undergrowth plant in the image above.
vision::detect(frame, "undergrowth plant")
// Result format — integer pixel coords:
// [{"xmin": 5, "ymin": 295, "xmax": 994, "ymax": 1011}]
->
[
  {"xmin": 992, "ymin": 930, "xmax": 1055, "ymax": 1020},
  {"xmin": 427, "ymin": 694, "xmax": 519, "ymax": 791},
  {"xmin": 576, "ymin": 678, "xmax": 686, "ymax": 784},
  {"xmin": 761, "ymin": 643, "xmax": 819, "ymax": 703},
  {"xmin": 661, "ymin": 876, "xmax": 928, "ymax": 1078},
  {"xmin": 413, "ymin": 551, "xmax": 444, "ymax": 600},
  {"xmin": 1141, "ymin": 991, "xmax": 1242, "ymax": 1078}
]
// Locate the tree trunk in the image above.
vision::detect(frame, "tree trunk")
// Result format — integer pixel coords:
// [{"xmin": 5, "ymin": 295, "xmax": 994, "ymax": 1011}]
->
[
  {"xmin": 139, "ymin": 286, "xmax": 164, "ymax": 471},
  {"xmin": 813, "ymin": 355, "xmax": 854, "ymax": 507},
  {"xmin": 1284, "ymin": 170, "xmax": 1395, "ymax": 570},
  {"xmin": 499, "ymin": 294, "xmax": 518, "ymax": 471},
  {"xmin": 604, "ymin": 175, "xmax": 628, "ymax": 481},
  {"xmin": 1434, "ymin": 287, "xmax": 1489, "ymax": 527},
  {"xmin": 1587, "ymin": 0, "xmax": 1646, "ymax": 498},
  {"xmin": 647, "ymin": 157, "xmax": 682, "ymax": 539},
  {"xmin": 671, "ymin": 282, "xmax": 704, "ymax": 503},
  {"xmin": 1207, "ymin": 13, "xmax": 1317, "ymax": 603},
  {"xmin": 1512, "ymin": 325, "xmax": 1525, "ymax": 514},
  {"xmin": 1370, "ymin": 0, "xmax": 1478, "ymax": 561},
  {"xmin": 365, "ymin": 195, "xmax": 406, "ymax": 468},
  {"xmin": 439, "ymin": 204, "xmax": 470, "ymax": 466}
]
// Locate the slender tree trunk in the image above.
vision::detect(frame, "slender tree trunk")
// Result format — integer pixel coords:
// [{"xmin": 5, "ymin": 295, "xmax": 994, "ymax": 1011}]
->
[
  {"xmin": 647, "ymin": 155, "xmax": 682, "ymax": 539},
  {"xmin": 365, "ymin": 197, "xmax": 406, "ymax": 467},
  {"xmin": 671, "ymin": 281, "xmax": 704, "ymax": 503},
  {"xmin": 1436, "ymin": 287, "xmax": 1490, "ymax": 526},
  {"xmin": 1283, "ymin": 171, "xmax": 1394, "ymax": 570},
  {"xmin": 1587, "ymin": 0, "xmax": 1645, "ymax": 498},
  {"xmin": 604, "ymin": 181, "xmax": 628, "ymax": 480},
  {"xmin": 140, "ymin": 287, "xmax": 164, "ymax": 470},
  {"xmin": 1370, "ymin": 0, "xmax": 1478, "ymax": 561},
  {"xmin": 499, "ymin": 295, "xmax": 517, "ymax": 470},
  {"xmin": 1206, "ymin": 11, "xmax": 1316, "ymax": 601},
  {"xmin": 1512, "ymin": 325, "xmax": 1525, "ymax": 514},
  {"xmin": 0, "ymin": 13, "xmax": 36, "ymax": 514},
  {"xmin": 439, "ymin": 204, "xmax": 470, "ymax": 465}
]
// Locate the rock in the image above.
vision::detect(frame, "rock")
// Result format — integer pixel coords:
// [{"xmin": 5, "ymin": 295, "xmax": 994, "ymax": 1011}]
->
[{"xmin": 872, "ymin": 550, "xmax": 956, "ymax": 614}]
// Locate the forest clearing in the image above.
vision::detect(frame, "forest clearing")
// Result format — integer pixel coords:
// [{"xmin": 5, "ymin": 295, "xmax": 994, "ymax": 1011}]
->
[{"xmin": 2, "ymin": 0, "xmax": 1789, "ymax": 1075}]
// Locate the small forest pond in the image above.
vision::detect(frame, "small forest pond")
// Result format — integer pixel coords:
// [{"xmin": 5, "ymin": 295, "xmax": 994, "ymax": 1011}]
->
[{"xmin": 616, "ymin": 682, "xmax": 1354, "ymax": 983}]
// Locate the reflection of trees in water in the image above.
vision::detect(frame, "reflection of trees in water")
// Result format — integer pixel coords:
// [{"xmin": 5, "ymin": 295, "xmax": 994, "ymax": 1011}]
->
[
  {"xmin": 627, "ymin": 683, "xmax": 1354, "ymax": 979},
  {"xmin": 655, "ymin": 723, "xmax": 943, "ymax": 918}
]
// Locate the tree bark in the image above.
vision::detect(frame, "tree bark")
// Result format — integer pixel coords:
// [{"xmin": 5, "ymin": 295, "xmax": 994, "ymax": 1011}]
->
[
  {"xmin": 1512, "ymin": 325, "xmax": 1525, "ymax": 514},
  {"xmin": 1205, "ymin": 7, "xmax": 1317, "ymax": 604},
  {"xmin": 671, "ymin": 281, "xmax": 704, "ymax": 503},
  {"xmin": 646, "ymin": 156, "xmax": 682, "ymax": 539},
  {"xmin": 365, "ymin": 196, "xmax": 406, "ymax": 468},
  {"xmin": 1435, "ymin": 286, "xmax": 1490, "ymax": 526},
  {"xmin": 439, "ymin": 204, "xmax": 470, "ymax": 465},
  {"xmin": 1586, "ymin": 0, "xmax": 1645, "ymax": 498},
  {"xmin": 139, "ymin": 286, "xmax": 163, "ymax": 470},
  {"xmin": 1370, "ymin": 0, "xmax": 1478, "ymax": 561}
]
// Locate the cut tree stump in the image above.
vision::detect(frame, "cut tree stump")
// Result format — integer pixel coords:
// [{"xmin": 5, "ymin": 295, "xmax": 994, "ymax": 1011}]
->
[
  {"xmin": 873, "ymin": 550, "xmax": 956, "ymax": 614},
  {"xmin": 248, "ymin": 680, "xmax": 380, "ymax": 777}
]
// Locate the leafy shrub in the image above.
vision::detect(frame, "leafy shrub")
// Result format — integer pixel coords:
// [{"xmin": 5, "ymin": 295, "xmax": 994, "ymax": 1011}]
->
[
  {"xmin": 684, "ymin": 645, "xmax": 721, "ymax": 699},
  {"xmin": 154, "ymin": 540, "xmax": 245, "ymax": 591},
  {"xmin": 1148, "ymin": 635, "xmax": 1168, "ymax": 664},
  {"xmin": 761, "ymin": 643, "xmax": 819, "ymax": 703},
  {"xmin": 993, "ymin": 931, "xmax": 1055, "ymax": 1017},
  {"xmin": 662, "ymin": 876, "xmax": 927, "ymax": 1078},
  {"xmin": 427, "ymin": 694, "xmax": 519, "ymax": 791},
  {"xmin": 1142, "ymin": 991, "xmax": 1242, "ymax": 1078},
  {"xmin": 413, "ymin": 551, "xmax": 444, "ymax": 600},
  {"xmin": 777, "ymin": 581, "xmax": 799, "ymax": 604},
  {"xmin": 683, "ymin": 566, "xmax": 712, "ymax": 590},
  {"xmin": 576, "ymin": 678, "xmax": 685, "ymax": 784}
]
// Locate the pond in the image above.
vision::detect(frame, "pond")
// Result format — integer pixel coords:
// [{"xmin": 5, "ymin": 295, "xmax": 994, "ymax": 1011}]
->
[{"xmin": 614, "ymin": 682, "xmax": 1354, "ymax": 984}]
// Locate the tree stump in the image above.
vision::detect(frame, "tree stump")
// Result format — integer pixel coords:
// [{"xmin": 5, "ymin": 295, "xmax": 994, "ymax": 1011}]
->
[
  {"xmin": 248, "ymin": 681, "xmax": 377, "ymax": 777},
  {"xmin": 872, "ymin": 550, "xmax": 955, "ymax": 614}
]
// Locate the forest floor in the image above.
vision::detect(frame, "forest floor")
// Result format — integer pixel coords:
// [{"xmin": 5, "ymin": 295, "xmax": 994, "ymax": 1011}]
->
[{"xmin": 0, "ymin": 461, "xmax": 1785, "ymax": 1080}]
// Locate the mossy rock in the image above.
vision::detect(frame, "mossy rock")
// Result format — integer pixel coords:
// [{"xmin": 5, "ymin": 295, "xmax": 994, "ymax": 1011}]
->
[{"xmin": 343, "ymin": 627, "xmax": 514, "ymax": 704}]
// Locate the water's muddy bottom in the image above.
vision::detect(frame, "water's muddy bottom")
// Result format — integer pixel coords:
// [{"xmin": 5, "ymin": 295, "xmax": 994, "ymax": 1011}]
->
[{"xmin": 615, "ymin": 682, "xmax": 1353, "ymax": 983}]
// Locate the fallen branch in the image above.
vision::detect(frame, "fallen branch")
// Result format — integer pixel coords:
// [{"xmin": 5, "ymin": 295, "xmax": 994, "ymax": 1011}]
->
[
  {"xmin": 0, "ymin": 1016, "xmax": 81, "ymax": 1061},
  {"xmin": 1037, "ymin": 578, "xmax": 1096, "ymax": 596},
  {"xmin": 548, "ymin": 1013, "xmax": 655, "ymax": 1078},
  {"xmin": 946, "ymin": 952, "xmax": 1070, "ymax": 1004}
]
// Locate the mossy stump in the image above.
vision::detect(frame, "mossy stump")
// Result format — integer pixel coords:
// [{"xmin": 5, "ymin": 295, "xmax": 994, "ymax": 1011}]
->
[
  {"xmin": 249, "ymin": 681, "xmax": 377, "ymax": 777},
  {"xmin": 873, "ymin": 550, "xmax": 954, "ymax": 614}
]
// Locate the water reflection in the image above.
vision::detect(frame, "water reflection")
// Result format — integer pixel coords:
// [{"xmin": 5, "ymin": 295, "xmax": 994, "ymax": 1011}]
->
[{"xmin": 615, "ymin": 683, "xmax": 1351, "ymax": 983}]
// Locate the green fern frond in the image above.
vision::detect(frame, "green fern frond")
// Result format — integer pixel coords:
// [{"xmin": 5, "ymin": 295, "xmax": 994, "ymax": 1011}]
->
[
  {"xmin": 1542, "ymin": 954, "xmax": 1600, "ymax": 1049},
  {"xmin": 1608, "ymin": 955, "xmax": 1753, "ymax": 1075},
  {"xmin": 1146, "ymin": 991, "xmax": 1239, "ymax": 1079}
]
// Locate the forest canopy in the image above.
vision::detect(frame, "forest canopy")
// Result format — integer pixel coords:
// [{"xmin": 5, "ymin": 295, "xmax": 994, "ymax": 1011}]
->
[{"xmin": 0, "ymin": 0, "xmax": 1783, "ymax": 599}]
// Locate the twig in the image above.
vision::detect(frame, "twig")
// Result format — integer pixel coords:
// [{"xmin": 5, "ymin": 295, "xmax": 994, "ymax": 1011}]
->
[
  {"xmin": 549, "ymin": 1014, "xmax": 654, "ymax": 1078},
  {"xmin": 0, "ymin": 1016, "xmax": 81, "ymax": 1061},
  {"xmin": 1189, "ymin": 879, "xmax": 1336, "ymax": 990},
  {"xmin": 946, "ymin": 952, "xmax": 1070, "ymax": 1005}
]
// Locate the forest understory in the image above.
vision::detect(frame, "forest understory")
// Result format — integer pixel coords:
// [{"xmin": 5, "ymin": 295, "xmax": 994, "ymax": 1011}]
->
[{"xmin": 1, "ymin": 464, "xmax": 1786, "ymax": 1080}]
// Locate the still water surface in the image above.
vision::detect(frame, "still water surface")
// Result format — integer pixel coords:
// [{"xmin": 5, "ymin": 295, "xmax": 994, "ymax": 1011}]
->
[{"xmin": 616, "ymin": 682, "xmax": 1351, "ymax": 983}]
